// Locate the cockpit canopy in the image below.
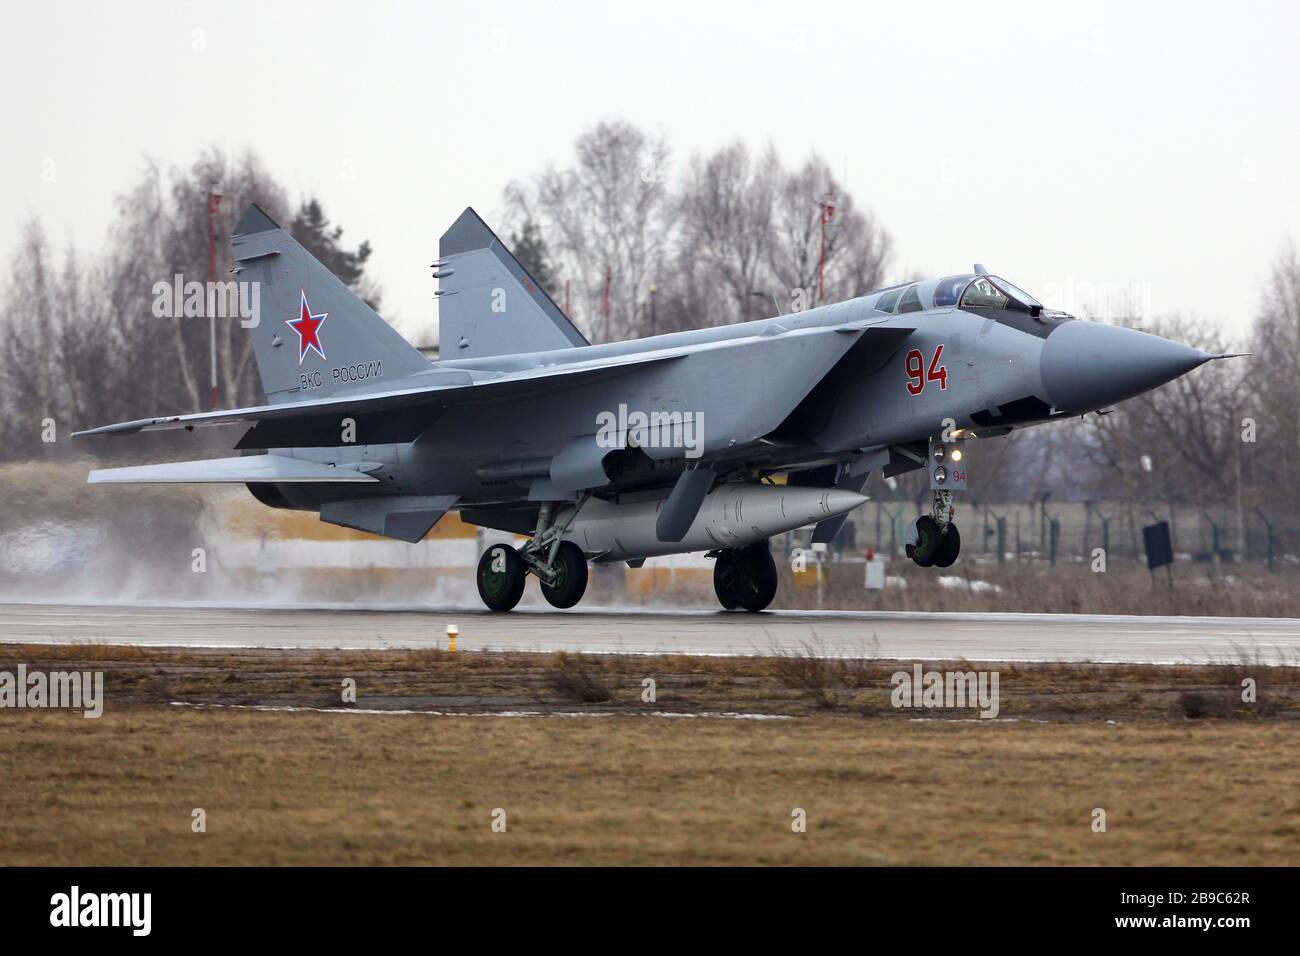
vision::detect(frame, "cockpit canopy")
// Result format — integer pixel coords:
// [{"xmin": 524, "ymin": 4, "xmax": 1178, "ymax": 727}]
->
[{"xmin": 872, "ymin": 273, "xmax": 1044, "ymax": 316}]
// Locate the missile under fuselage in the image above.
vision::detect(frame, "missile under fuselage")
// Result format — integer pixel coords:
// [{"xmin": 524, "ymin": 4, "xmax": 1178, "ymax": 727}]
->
[{"xmin": 557, "ymin": 483, "xmax": 868, "ymax": 563}]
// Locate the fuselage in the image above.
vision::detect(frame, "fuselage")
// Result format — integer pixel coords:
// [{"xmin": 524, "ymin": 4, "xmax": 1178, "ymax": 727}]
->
[{"xmin": 253, "ymin": 271, "xmax": 1209, "ymax": 519}]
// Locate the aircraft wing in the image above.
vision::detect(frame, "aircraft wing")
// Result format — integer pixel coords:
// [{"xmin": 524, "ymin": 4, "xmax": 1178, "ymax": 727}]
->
[
  {"xmin": 74, "ymin": 349, "xmax": 686, "ymax": 447},
  {"xmin": 87, "ymin": 454, "xmax": 381, "ymax": 484},
  {"xmin": 75, "ymin": 318, "xmax": 911, "ymax": 454}
]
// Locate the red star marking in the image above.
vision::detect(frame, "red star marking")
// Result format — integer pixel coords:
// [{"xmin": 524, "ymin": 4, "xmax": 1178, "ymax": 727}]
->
[{"xmin": 286, "ymin": 290, "xmax": 327, "ymax": 364}]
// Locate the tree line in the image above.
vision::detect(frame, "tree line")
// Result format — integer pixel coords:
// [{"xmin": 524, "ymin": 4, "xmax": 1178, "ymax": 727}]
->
[
  {"xmin": 501, "ymin": 120, "xmax": 892, "ymax": 343},
  {"xmin": 0, "ymin": 148, "xmax": 378, "ymax": 458}
]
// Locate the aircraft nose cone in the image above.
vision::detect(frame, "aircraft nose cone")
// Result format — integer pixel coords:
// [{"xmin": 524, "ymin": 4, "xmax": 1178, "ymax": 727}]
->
[{"xmin": 1040, "ymin": 321, "xmax": 1211, "ymax": 413}]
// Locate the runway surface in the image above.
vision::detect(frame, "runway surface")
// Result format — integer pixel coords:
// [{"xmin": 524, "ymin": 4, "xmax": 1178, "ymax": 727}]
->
[{"xmin": 2, "ymin": 601, "xmax": 1299, "ymax": 664}]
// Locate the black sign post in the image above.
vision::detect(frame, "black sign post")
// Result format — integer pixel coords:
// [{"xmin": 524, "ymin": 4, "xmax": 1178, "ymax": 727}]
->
[{"xmin": 1143, "ymin": 520, "xmax": 1174, "ymax": 587}]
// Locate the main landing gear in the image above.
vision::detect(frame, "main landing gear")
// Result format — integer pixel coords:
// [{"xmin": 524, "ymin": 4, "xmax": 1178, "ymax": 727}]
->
[
  {"xmin": 475, "ymin": 499, "xmax": 591, "ymax": 612},
  {"xmin": 476, "ymin": 543, "xmax": 527, "ymax": 611},
  {"xmin": 711, "ymin": 541, "xmax": 778, "ymax": 612}
]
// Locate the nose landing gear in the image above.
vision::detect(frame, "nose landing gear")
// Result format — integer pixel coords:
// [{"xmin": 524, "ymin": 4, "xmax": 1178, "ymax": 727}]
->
[
  {"xmin": 907, "ymin": 511, "xmax": 961, "ymax": 567},
  {"xmin": 907, "ymin": 433, "xmax": 967, "ymax": 569},
  {"xmin": 935, "ymin": 522, "xmax": 960, "ymax": 567}
]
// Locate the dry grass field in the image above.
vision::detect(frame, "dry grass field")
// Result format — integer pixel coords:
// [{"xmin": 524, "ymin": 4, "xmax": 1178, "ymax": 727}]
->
[
  {"xmin": 2, "ymin": 710, "xmax": 1297, "ymax": 866},
  {"xmin": 1, "ymin": 644, "xmax": 1298, "ymax": 865}
]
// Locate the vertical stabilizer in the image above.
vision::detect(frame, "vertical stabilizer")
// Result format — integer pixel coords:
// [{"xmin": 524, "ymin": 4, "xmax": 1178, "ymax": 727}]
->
[
  {"xmin": 436, "ymin": 208, "xmax": 589, "ymax": 359},
  {"xmin": 232, "ymin": 204, "xmax": 431, "ymax": 403}
]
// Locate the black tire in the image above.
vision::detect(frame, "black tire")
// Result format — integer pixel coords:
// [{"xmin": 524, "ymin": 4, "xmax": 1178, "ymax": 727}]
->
[
  {"xmin": 540, "ymin": 541, "xmax": 589, "ymax": 609},
  {"xmin": 477, "ymin": 543, "xmax": 526, "ymax": 611},
  {"xmin": 733, "ymin": 541, "xmax": 778, "ymax": 613},
  {"xmin": 713, "ymin": 550, "xmax": 740, "ymax": 610},
  {"xmin": 933, "ymin": 523, "xmax": 961, "ymax": 568},
  {"xmin": 911, "ymin": 516, "xmax": 943, "ymax": 568}
]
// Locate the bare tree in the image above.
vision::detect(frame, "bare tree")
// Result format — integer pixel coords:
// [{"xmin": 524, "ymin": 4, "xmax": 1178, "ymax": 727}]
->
[
  {"xmin": 0, "ymin": 146, "xmax": 383, "ymax": 459},
  {"xmin": 507, "ymin": 126, "xmax": 894, "ymax": 339},
  {"xmin": 0, "ymin": 224, "xmax": 121, "ymax": 456},
  {"xmin": 766, "ymin": 156, "xmax": 892, "ymax": 312},
  {"xmin": 505, "ymin": 121, "xmax": 675, "ymax": 343},
  {"xmin": 0, "ymin": 223, "xmax": 59, "ymax": 454},
  {"xmin": 157, "ymin": 148, "xmax": 291, "ymax": 409},
  {"xmin": 1245, "ymin": 244, "xmax": 1300, "ymax": 505},
  {"xmin": 1077, "ymin": 314, "xmax": 1249, "ymax": 556},
  {"xmin": 675, "ymin": 142, "xmax": 780, "ymax": 323}
]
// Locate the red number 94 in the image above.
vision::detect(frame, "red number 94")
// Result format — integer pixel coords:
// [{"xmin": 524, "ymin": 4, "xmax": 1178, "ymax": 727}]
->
[{"xmin": 905, "ymin": 344, "xmax": 947, "ymax": 396}]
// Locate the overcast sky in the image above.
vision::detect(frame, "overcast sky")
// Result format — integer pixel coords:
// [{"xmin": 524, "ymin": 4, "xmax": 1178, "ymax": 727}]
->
[{"xmin": 4, "ymin": 0, "xmax": 1297, "ymax": 343}]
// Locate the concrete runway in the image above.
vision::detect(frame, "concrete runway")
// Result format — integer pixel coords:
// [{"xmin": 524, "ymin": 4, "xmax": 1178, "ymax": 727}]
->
[{"xmin": 2, "ymin": 601, "xmax": 1299, "ymax": 664}]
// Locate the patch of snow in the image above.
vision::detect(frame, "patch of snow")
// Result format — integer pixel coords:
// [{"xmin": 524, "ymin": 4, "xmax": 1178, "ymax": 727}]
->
[{"xmin": 937, "ymin": 575, "xmax": 1004, "ymax": 594}]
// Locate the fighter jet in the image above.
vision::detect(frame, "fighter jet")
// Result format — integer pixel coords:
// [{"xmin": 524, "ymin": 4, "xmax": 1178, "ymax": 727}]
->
[{"xmin": 76, "ymin": 204, "xmax": 1229, "ymax": 612}]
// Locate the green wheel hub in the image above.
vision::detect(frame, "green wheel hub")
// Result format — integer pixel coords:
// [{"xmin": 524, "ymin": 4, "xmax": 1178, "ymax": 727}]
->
[{"xmin": 481, "ymin": 563, "xmax": 507, "ymax": 597}]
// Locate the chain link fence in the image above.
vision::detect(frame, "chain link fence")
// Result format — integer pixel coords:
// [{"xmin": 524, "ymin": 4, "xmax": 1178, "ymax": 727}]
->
[{"xmin": 784, "ymin": 500, "xmax": 1299, "ymax": 570}]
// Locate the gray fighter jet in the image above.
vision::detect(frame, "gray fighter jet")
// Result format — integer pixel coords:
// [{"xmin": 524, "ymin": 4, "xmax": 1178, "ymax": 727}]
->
[{"xmin": 77, "ymin": 204, "xmax": 1230, "ymax": 612}]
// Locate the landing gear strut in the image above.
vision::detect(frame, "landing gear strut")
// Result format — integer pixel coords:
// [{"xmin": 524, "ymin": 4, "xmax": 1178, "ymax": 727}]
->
[
  {"xmin": 475, "ymin": 497, "xmax": 591, "ymax": 612},
  {"xmin": 712, "ymin": 541, "xmax": 778, "ymax": 612},
  {"xmin": 907, "ymin": 432, "xmax": 967, "ymax": 568}
]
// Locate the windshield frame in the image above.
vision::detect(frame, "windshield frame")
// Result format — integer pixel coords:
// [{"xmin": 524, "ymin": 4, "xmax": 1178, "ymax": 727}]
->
[
  {"xmin": 960, "ymin": 276, "xmax": 1008, "ymax": 310},
  {"xmin": 989, "ymin": 276, "xmax": 1043, "ymax": 311}
]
